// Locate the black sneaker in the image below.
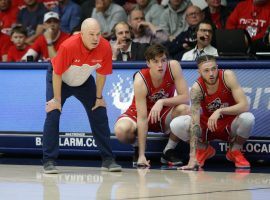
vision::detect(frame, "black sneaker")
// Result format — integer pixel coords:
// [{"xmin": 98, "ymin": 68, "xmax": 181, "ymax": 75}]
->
[
  {"xmin": 43, "ymin": 160, "xmax": 59, "ymax": 174},
  {"xmin": 132, "ymin": 146, "xmax": 139, "ymax": 166},
  {"xmin": 160, "ymin": 149, "xmax": 183, "ymax": 166},
  {"xmin": 101, "ymin": 158, "xmax": 122, "ymax": 172}
]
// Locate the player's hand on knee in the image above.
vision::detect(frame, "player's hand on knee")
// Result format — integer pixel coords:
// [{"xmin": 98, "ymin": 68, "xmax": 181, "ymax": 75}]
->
[
  {"xmin": 208, "ymin": 110, "xmax": 220, "ymax": 132},
  {"xmin": 46, "ymin": 98, "xmax": 61, "ymax": 113},
  {"xmin": 148, "ymin": 110, "xmax": 160, "ymax": 124},
  {"xmin": 148, "ymin": 100, "xmax": 163, "ymax": 124},
  {"xmin": 92, "ymin": 98, "xmax": 106, "ymax": 110}
]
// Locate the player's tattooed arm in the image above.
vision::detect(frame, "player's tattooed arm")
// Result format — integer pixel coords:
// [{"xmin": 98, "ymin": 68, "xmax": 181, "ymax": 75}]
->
[
  {"xmin": 189, "ymin": 84, "xmax": 203, "ymax": 157},
  {"xmin": 178, "ymin": 84, "xmax": 203, "ymax": 170}
]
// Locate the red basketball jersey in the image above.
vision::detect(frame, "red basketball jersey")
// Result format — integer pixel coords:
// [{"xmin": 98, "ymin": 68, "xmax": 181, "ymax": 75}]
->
[
  {"xmin": 129, "ymin": 63, "xmax": 176, "ymax": 112},
  {"xmin": 197, "ymin": 69, "xmax": 237, "ymax": 119}
]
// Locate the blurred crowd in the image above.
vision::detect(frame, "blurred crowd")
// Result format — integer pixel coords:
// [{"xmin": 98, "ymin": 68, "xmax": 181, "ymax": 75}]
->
[{"xmin": 0, "ymin": 0, "xmax": 270, "ymax": 62}]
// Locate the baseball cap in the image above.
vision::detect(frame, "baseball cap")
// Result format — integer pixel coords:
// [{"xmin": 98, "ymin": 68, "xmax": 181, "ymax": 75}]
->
[{"xmin": 43, "ymin": 11, "xmax": 60, "ymax": 23}]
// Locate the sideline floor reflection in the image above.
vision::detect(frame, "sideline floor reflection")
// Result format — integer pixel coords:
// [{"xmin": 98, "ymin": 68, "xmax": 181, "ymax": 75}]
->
[{"xmin": 0, "ymin": 164, "xmax": 270, "ymax": 200}]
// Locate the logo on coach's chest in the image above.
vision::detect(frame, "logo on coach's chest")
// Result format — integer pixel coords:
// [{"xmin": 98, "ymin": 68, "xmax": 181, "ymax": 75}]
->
[{"xmin": 73, "ymin": 59, "xmax": 81, "ymax": 63}]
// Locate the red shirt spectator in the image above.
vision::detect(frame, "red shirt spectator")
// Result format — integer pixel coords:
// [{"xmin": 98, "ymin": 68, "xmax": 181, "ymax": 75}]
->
[
  {"xmin": 0, "ymin": 33, "xmax": 12, "ymax": 61},
  {"xmin": 7, "ymin": 25, "xmax": 30, "ymax": 62},
  {"xmin": 226, "ymin": 0, "xmax": 270, "ymax": 40},
  {"xmin": 0, "ymin": 0, "xmax": 19, "ymax": 61},
  {"xmin": 12, "ymin": 0, "xmax": 25, "ymax": 9},
  {"xmin": 7, "ymin": 45, "xmax": 30, "ymax": 62},
  {"xmin": 31, "ymin": 31, "xmax": 69, "ymax": 60},
  {"xmin": 0, "ymin": 0, "xmax": 18, "ymax": 30}
]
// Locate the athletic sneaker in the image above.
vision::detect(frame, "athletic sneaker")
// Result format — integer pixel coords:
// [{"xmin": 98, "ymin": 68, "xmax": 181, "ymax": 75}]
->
[
  {"xmin": 226, "ymin": 150, "xmax": 250, "ymax": 168},
  {"xmin": 160, "ymin": 149, "xmax": 183, "ymax": 166},
  {"xmin": 196, "ymin": 145, "xmax": 216, "ymax": 167},
  {"xmin": 132, "ymin": 146, "xmax": 139, "ymax": 166},
  {"xmin": 101, "ymin": 158, "xmax": 122, "ymax": 172},
  {"xmin": 43, "ymin": 160, "xmax": 59, "ymax": 174}
]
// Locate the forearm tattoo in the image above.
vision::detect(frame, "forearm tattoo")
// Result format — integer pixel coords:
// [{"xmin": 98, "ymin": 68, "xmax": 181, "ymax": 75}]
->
[
  {"xmin": 189, "ymin": 86, "xmax": 203, "ymax": 155},
  {"xmin": 192, "ymin": 124, "xmax": 202, "ymax": 138}
]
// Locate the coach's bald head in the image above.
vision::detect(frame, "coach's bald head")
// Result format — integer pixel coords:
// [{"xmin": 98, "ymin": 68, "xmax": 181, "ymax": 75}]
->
[{"xmin": 81, "ymin": 18, "xmax": 101, "ymax": 50}]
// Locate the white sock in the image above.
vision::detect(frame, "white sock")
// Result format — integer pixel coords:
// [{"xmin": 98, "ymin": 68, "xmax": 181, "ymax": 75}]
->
[{"xmin": 163, "ymin": 139, "xmax": 178, "ymax": 154}]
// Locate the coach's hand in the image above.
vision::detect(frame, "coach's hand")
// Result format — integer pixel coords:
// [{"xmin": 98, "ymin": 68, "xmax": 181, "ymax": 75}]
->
[
  {"xmin": 46, "ymin": 98, "xmax": 61, "ymax": 113},
  {"xmin": 92, "ymin": 98, "xmax": 106, "ymax": 110}
]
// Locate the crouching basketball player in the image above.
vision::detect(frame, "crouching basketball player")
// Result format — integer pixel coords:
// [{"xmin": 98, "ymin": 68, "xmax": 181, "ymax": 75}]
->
[
  {"xmin": 114, "ymin": 44, "xmax": 190, "ymax": 167},
  {"xmin": 174, "ymin": 55, "xmax": 255, "ymax": 170}
]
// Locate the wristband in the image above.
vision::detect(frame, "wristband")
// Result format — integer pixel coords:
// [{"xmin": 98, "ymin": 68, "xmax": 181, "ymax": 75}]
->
[
  {"xmin": 47, "ymin": 41, "xmax": 53, "ymax": 46},
  {"xmin": 96, "ymin": 96, "xmax": 103, "ymax": 99}
]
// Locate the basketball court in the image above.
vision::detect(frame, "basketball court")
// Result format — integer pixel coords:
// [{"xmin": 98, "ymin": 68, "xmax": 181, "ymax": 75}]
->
[{"xmin": 0, "ymin": 156, "xmax": 270, "ymax": 200}]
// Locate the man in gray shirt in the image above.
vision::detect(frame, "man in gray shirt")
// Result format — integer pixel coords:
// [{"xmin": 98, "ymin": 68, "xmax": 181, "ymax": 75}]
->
[
  {"xmin": 91, "ymin": 0, "xmax": 127, "ymax": 39},
  {"xmin": 135, "ymin": 0, "xmax": 164, "ymax": 26}
]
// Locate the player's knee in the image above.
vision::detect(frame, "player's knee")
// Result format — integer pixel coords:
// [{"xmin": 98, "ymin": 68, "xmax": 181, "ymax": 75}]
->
[
  {"xmin": 239, "ymin": 112, "xmax": 255, "ymax": 129},
  {"xmin": 114, "ymin": 125, "xmax": 126, "ymax": 140},
  {"xmin": 114, "ymin": 123, "xmax": 136, "ymax": 144},
  {"xmin": 236, "ymin": 112, "xmax": 255, "ymax": 138},
  {"xmin": 172, "ymin": 104, "xmax": 190, "ymax": 118},
  {"xmin": 170, "ymin": 115, "xmax": 191, "ymax": 141}
]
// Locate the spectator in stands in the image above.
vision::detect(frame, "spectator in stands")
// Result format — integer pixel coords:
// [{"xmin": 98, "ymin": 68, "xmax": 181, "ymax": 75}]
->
[
  {"xmin": 190, "ymin": 0, "xmax": 227, "ymax": 10},
  {"xmin": 52, "ymin": 0, "xmax": 81, "ymax": 34},
  {"xmin": 42, "ymin": 0, "xmax": 59, "ymax": 10},
  {"xmin": 91, "ymin": 0, "xmax": 127, "ymax": 39},
  {"xmin": 226, "ymin": 0, "xmax": 270, "ymax": 41},
  {"xmin": 80, "ymin": 0, "xmax": 95, "ymax": 21},
  {"xmin": 13, "ymin": 0, "xmax": 59, "ymax": 10},
  {"xmin": 12, "ymin": 0, "xmax": 25, "ymax": 9},
  {"xmin": 17, "ymin": 0, "xmax": 48, "ymax": 44},
  {"xmin": 263, "ymin": 25, "xmax": 270, "ymax": 46},
  {"xmin": 165, "ymin": 5, "xmax": 204, "ymax": 60},
  {"xmin": 111, "ymin": 21, "xmax": 149, "ymax": 61},
  {"xmin": 0, "ymin": 34, "xmax": 12, "ymax": 61},
  {"xmin": 22, "ymin": 11, "xmax": 69, "ymax": 61},
  {"xmin": 135, "ymin": 0, "xmax": 164, "ymax": 26},
  {"xmin": 203, "ymin": 0, "xmax": 231, "ymax": 29},
  {"xmin": 7, "ymin": 25, "xmax": 30, "ymax": 62},
  {"xmin": 159, "ymin": 0, "xmax": 191, "ymax": 40},
  {"xmin": 0, "ymin": 0, "xmax": 18, "ymax": 61},
  {"xmin": 73, "ymin": 0, "xmax": 88, "ymax": 5},
  {"xmin": 121, "ymin": 0, "xmax": 137, "ymax": 14},
  {"xmin": 0, "ymin": 0, "xmax": 18, "ymax": 30},
  {"xmin": 128, "ymin": 8, "xmax": 168, "ymax": 45},
  {"xmin": 181, "ymin": 20, "xmax": 218, "ymax": 61}
]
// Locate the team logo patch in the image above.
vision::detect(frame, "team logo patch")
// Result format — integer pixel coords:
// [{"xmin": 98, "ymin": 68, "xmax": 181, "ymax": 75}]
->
[{"xmin": 149, "ymin": 89, "xmax": 169, "ymax": 103}]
